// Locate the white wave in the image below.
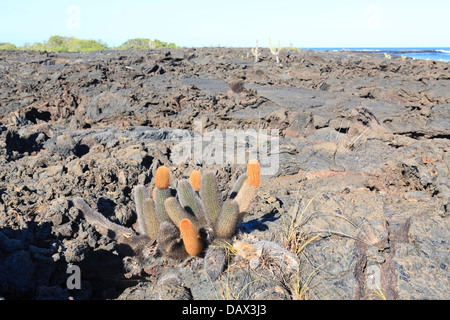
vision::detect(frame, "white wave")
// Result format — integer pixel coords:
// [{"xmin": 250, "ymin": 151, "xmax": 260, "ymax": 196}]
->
[{"xmin": 436, "ymin": 49, "xmax": 450, "ymax": 54}]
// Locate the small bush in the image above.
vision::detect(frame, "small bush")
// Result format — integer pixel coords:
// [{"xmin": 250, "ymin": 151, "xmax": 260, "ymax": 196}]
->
[
  {"xmin": 0, "ymin": 43, "xmax": 17, "ymax": 50},
  {"xmin": 115, "ymin": 38, "xmax": 151, "ymax": 50},
  {"xmin": 115, "ymin": 38, "xmax": 180, "ymax": 50},
  {"xmin": 148, "ymin": 39, "xmax": 179, "ymax": 49},
  {"xmin": 66, "ymin": 38, "xmax": 108, "ymax": 52}
]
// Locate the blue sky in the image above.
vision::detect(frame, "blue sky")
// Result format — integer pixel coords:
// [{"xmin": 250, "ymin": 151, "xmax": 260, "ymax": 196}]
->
[{"xmin": 1, "ymin": 0, "xmax": 449, "ymax": 48}]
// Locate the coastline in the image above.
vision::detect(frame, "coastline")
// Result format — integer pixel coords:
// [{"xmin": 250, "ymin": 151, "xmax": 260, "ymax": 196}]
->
[{"xmin": 306, "ymin": 47, "xmax": 450, "ymax": 61}]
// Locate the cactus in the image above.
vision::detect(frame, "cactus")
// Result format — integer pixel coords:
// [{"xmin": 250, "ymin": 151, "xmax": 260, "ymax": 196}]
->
[
  {"xmin": 214, "ymin": 200, "xmax": 240, "ymax": 239},
  {"xmin": 166, "ymin": 160, "xmax": 260, "ymax": 280},
  {"xmin": 234, "ymin": 159, "xmax": 260, "ymax": 216},
  {"xmin": 142, "ymin": 199, "xmax": 159, "ymax": 239},
  {"xmin": 72, "ymin": 160, "xmax": 261, "ymax": 278},
  {"xmin": 269, "ymin": 38, "xmax": 281, "ymax": 64},
  {"xmin": 170, "ymin": 160, "xmax": 260, "ymax": 246},
  {"xmin": 177, "ymin": 179, "xmax": 209, "ymax": 226},
  {"xmin": 251, "ymin": 40, "xmax": 261, "ymax": 63},
  {"xmin": 167, "ymin": 159, "xmax": 260, "ymax": 246},
  {"xmin": 200, "ymin": 172, "xmax": 223, "ymax": 225},
  {"xmin": 134, "ymin": 185, "xmax": 158, "ymax": 239}
]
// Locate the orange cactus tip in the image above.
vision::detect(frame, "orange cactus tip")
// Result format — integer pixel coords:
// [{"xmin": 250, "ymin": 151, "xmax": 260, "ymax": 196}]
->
[
  {"xmin": 246, "ymin": 159, "xmax": 260, "ymax": 187},
  {"xmin": 189, "ymin": 170, "xmax": 202, "ymax": 191},
  {"xmin": 152, "ymin": 187, "xmax": 156, "ymax": 202},
  {"xmin": 180, "ymin": 219, "xmax": 204, "ymax": 256},
  {"xmin": 155, "ymin": 166, "xmax": 170, "ymax": 189}
]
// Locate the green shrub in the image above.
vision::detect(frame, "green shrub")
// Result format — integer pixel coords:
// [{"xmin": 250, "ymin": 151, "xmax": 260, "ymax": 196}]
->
[
  {"xmin": 116, "ymin": 38, "xmax": 150, "ymax": 50},
  {"xmin": 65, "ymin": 38, "xmax": 108, "ymax": 52},
  {"xmin": 116, "ymin": 38, "xmax": 180, "ymax": 50},
  {"xmin": 0, "ymin": 43, "xmax": 17, "ymax": 50},
  {"xmin": 46, "ymin": 35, "xmax": 69, "ymax": 51},
  {"xmin": 149, "ymin": 39, "xmax": 179, "ymax": 49}
]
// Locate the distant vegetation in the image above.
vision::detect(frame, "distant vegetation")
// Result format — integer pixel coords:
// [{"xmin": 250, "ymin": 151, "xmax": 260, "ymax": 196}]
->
[
  {"xmin": 21, "ymin": 36, "xmax": 109, "ymax": 52},
  {"xmin": 116, "ymin": 38, "xmax": 179, "ymax": 50},
  {"xmin": 0, "ymin": 43, "xmax": 17, "ymax": 50},
  {"xmin": 0, "ymin": 36, "xmax": 179, "ymax": 52}
]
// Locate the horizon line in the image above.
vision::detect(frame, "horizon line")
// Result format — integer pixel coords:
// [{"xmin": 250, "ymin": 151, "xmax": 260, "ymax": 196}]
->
[{"xmin": 1, "ymin": 41, "xmax": 449, "ymax": 50}]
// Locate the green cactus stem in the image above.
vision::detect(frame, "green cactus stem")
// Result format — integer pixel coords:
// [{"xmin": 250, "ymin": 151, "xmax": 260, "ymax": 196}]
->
[
  {"xmin": 134, "ymin": 185, "xmax": 159, "ymax": 239},
  {"xmin": 200, "ymin": 172, "xmax": 223, "ymax": 225},
  {"xmin": 214, "ymin": 199, "xmax": 240, "ymax": 239},
  {"xmin": 229, "ymin": 173, "xmax": 248, "ymax": 199},
  {"xmin": 154, "ymin": 187, "xmax": 172, "ymax": 224},
  {"xmin": 177, "ymin": 179, "xmax": 209, "ymax": 226},
  {"xmin": 165, "ymin": 196, "xmax": 199, "ymax": 231}
]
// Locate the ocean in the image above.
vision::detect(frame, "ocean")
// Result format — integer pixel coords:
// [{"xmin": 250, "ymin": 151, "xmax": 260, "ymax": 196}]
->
[{"xmin": 306, "ymin": 47, "xmax": 450, "ymax": 62}]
